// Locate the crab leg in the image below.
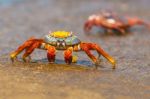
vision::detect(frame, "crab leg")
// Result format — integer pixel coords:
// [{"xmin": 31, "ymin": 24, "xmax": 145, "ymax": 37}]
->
[
  {"xmin": 80, "ymin": 43, "xmax": 116, "ymax": 69},
  {"xmin": 127, "ymin": 17, "xmax": 150, "ymax": 28},
  {"xmin": 22, "ymin": 42, "xmax": 42, "ymax": 62},
  {"xmin": 64, "ymin": 47, "xmax": 73, "ymax": 64},
  {"xmin": 10, "ymin": 38, "xmax": 43, "ymax": 62},
  {"xmin": 47, "ymin": 45, "xmax": 56, "ymax": 63}
]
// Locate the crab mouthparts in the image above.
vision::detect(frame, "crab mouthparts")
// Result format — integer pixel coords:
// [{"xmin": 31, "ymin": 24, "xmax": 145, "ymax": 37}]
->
[{"xmin": 56, "ymin": 40, "xmax": 66, "ymax": 48}]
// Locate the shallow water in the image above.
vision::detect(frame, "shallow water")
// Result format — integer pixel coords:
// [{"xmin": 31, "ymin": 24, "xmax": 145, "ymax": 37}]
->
[{"xmin": 0, "ymin": 0, "xmax": 150, "ymax": 99}]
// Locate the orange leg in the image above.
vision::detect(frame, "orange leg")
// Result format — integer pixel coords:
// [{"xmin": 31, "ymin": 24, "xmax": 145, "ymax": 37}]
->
[
  {"xmin": 10, "ymin": 38, "xmax": 43, "ymax": 62},
  {"xmin": 80, "ymin": 43, "xmax": 116, "ymax": 69},
  {"xmin": 10, "ymin": 41, "xmax": 33, "ymax": 62},
  {"xmin": 22, "ymin": 42, "xmax": 41, "ymax": 62},
  {"xmin": 47, "ymin": 46, "xmax": 56, "ymax": 63},
  {"xmin": 81, "ymin": 45, "xmax": 97, "ymax": 63},
  {"xmin": 64, "ymin": 47, "xmax": 73, "ymax": 64},
  {"xmin": 127, "ymin": 17, "xmax": 150, "ymax": 28}
]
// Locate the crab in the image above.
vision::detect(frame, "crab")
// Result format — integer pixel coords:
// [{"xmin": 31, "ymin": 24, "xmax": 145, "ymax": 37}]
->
[
  {"xmin": 10, "ymin": 31, "xmax": 116, "ymax": 69},
  {"xmin": 84, "ymin": 11, "xmax": 150, "ymax": 35}
]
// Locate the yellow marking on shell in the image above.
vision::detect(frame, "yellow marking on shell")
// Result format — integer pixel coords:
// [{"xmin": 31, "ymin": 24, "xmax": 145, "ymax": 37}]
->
[{"xmin": 50, "ymin": 31, "xmax": 71, "ymax": 38}]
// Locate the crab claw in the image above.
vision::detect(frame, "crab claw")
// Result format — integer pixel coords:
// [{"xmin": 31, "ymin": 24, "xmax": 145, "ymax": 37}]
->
[
  {"xmin": 80, "ymin": 43, "xmax": 116, "ymax": 69},
  {"xmin": 84, "ymin": 21, "xmax": 92, "ymax": 34}
]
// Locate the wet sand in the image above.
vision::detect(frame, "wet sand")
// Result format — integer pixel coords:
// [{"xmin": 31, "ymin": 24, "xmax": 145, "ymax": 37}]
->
[{"xmin": 0, "ymin": 0, "xmax": 150, "ymax": 99}]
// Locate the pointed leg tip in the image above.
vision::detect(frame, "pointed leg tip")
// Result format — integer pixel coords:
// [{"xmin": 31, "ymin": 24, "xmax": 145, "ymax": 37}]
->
[
  {"xmin": 94, "ymin": 59, "xmax": 101, "ymax": 66},
  {"xmin": 112, "ymin": 64, "xmax": 116, "ymax": 69},
  {"xmin": 95, "ymin": 65, "xmax": 98, "ymax": 69},
  {"xmin": 10, "ymin": 53, "xmax": 17, "ymax": 63},
  {"xmin": 65, "ymin": 57, "xmax": 72, "ymax": 65},
  {"xmin": 22, "ymin": 58, "xmax": 27, "ymax": 63},
  {"xmin": 112, "ymin": 67, "xmax": 115, "ymax": 69},
  {"xmin": 10, "ymin": 55, "xmax": 16, "ymax": 63},
  {"xmin": 10, "ymin": 57, "xmax": 14, "ymax": 63}
]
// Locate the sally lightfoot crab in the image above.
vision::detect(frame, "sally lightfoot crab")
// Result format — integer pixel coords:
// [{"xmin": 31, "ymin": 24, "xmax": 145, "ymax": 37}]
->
[
  {"xmin": 84, "ymin": 11, "xmax": 150, "ymax": 35},
  {"xmin": 10, "ymin": 31, "xmax": 116, "ymax": 69}
]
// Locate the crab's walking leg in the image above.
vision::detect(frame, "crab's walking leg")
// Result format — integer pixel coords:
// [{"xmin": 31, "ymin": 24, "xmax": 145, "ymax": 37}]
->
[
  {"xmin": 10, "ymin": 45, "xmax": 27, "ymax": 62},
  {"xmin": 10, "ymin": 38, "xmax": 43, "ymax": 62},
  {"xmin": 115, "ymin": 28, "xmax": 126, "ymax": 35},
  {"xmin": 47, "ymin": 46, "xmax": 56, "ymax": 63},
  {"xmin": 22, "ymin": 42, "xmax": 41, "ymax": 62},
  {"xmin": 81, "ymin": 44, "xmax": 97, "ymax": 62},
  {"xmin": 92, "ymin": 44, "xmax": 116, "ymax": 68},
  {"xmin": 80, "ymin": 43, "xmax": 116, "ymax": 69},
  {"xmin": 10, "ymin": 40, "xmax": 33, "ymax": 62},
  {"xmin": 64, "ymin": 47, "xmax": 73, "ymax": 64},
  {"xmin": 127, "ymin": 17, "xmax": 150, "ymax": 28}
]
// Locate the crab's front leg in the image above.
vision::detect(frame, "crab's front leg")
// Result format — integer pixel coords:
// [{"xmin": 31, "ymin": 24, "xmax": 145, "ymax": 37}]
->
[
  {"xmin": 80, "ymin": 43, "xmax": 116, "ymax": 69},
  {"xmin": 64, "ymin": 47, "xmax": 73, "ymax": 64},
  {"xmin": 46, "ymin": 45, "xmax": 56, "ymax": 63}
]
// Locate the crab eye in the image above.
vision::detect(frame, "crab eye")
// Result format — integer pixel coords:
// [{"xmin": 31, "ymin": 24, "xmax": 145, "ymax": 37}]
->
[
  {"xmin": 70, "ymin": 31, "xmax": 73, "ymax": 36},
  {"xmin": 62, "ymin": 42, "xmax": 66, "ymax": 46},
  {"xmin": 57, "ymin": 42, "xmax": 60, "ymax": 46}
]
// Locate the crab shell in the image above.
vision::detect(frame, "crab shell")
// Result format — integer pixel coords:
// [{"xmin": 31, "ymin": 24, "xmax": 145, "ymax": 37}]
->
[{"xmin": 44, "ymin": 31, "xmax": 81, "ymax": 50}]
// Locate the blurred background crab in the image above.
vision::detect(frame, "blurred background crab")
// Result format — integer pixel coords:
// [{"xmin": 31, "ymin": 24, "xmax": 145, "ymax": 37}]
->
[
  {"xmin": 10, "ymin": 31, "xmax": 116, "ymax": 69},
  {"xmin": 84, "ymin": 10, "xmax": 150, "ymax": 35}
]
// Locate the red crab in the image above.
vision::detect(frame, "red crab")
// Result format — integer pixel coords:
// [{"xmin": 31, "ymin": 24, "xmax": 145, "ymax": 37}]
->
[
  {"xmin": 10, "ymin": 31, "xmax": 116, "ymax": 69},
  {"xmin": 84, "ymin": 11, "xmax": 150, "ymax": 35}
]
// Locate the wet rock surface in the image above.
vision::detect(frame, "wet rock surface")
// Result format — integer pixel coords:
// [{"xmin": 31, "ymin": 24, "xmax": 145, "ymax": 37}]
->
[{"xmin": 0, "ymin": 0, "xmax": 150, "ymax": 99}]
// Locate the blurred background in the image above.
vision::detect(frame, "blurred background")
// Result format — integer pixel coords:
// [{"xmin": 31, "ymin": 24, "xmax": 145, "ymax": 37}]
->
[{"xmin": 0, "ymin": 0, "xmax": 150, "ymax": 99}]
